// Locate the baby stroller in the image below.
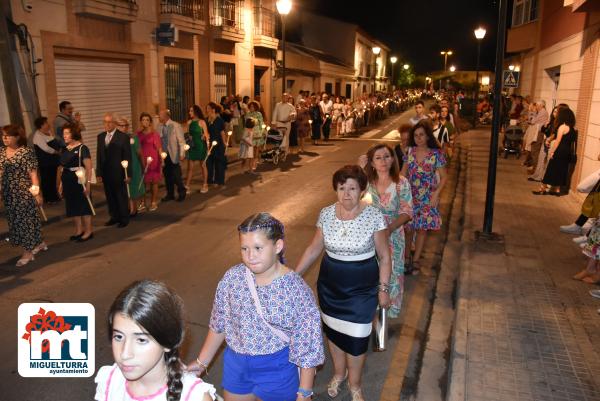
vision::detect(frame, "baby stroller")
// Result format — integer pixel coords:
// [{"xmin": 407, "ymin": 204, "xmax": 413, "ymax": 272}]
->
[
  {"xmin": 501, "ymin": 125, "xmax": 524, "ymax": 159},
  {"xmin": 260, "ymin": 127, "xmax": 287, "ymax": 165}
]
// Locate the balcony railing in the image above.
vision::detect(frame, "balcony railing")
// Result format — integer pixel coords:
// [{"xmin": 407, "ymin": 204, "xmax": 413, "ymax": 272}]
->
[
  {"xmin": 160, "ymin": 0, "xmax": 205, "ymax": 20},
  {"xmin": 253, "ymin": 7, "xmax": 275, "ymax": 37},
  {"xmin": 210, "ymin": 0, "xmax": 244, "ymax": 32}
]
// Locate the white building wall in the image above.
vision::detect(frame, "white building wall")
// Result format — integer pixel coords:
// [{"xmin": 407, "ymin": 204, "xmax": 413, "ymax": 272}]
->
[
  {"xmin": 579, "ymin": 59, "xmax": 600, "ymax": 181},
  {"xmin": 536, "ymin": 32, "xmax": 584, "ymax": 113}
]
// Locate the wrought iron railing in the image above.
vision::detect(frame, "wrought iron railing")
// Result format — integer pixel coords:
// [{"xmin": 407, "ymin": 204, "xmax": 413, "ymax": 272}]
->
[
  {"xmin": 253, "ymin": 6, "xmax": 275, "ymax": 37},
  {"xmin": 210, "ymin": 0, "xmax": 244, "ymax": 32},
  {"xmin": 160, "ymin": 0, "xmax": 205, "ymax": 20}
]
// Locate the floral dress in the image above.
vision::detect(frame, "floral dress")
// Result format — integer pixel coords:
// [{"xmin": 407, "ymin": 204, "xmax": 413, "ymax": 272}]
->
[
  {"xmin": 584, "ymin": 220, "xmax": 600, "ymax": 260},
  {"xmin": 0, "ymin": 147, "xmax": 42, "ymax": 251},
  {"xmin": 403, "ymin": 147, "xmax": 446, "ymax": 231},
  {"xmin": 366, "ymin": 178, "xmax": 413, "ymax": 318}
]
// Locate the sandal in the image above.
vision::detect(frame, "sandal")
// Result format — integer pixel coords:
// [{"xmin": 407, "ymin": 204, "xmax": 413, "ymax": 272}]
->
[
  {"xmin": 583, "ymin": 272, "xmax": 600, "ymax": 284},
  {"xmin": 16, "ymin": 255, "xmax": 34, "ymax": 267},
  {"xmin": 573, "ymin": 269, "xmax": 591, "ymax": 280},
  {"xmin": 32, "ymin": 242, "xmax": 48, "ymax": 255},
  {"xmin": 149, "ymin": 203, "xmax": 158, "ymax": 212},
  {"xmin": 350, "ymin": 387, "xmax": 365, "ymax": 401},
  {"xmin": 532, "ymin": 190, "xmax": 549, "ymax": 195},
  {"xmin": 327, "ymin": 372, "xmax": 348, "ymax": 398}
]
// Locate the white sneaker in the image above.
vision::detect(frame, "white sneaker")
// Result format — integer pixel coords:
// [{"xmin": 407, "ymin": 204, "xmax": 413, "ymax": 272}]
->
[
  {"xmin": 590, "ymin": 289, "xmax": 600, "ymax": 299},
  {"xmin": 573, "ymin": 235, "xmax": 588, "ymax": 244},
  {"xmin": 560, "ymin": 223, "xmax": 583, "ymax": 235}
]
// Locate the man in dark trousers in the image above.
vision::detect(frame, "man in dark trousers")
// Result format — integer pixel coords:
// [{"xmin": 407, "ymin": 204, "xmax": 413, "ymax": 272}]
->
[
  {"xmin": 157, "ymin": 109, "xmax": 186, "ymax": 202},
  {"xmin": 96, "ymin": 112, "xmax": 132, "ymax": 228}
]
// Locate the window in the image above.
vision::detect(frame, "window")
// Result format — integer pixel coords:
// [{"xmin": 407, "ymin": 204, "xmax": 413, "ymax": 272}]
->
[
  {"xmin": 214, "ymin": 62, "xmax": 236, "ymax": 102},
  {"xmin": 325, "ymin": 82, "xmax": 333, "ymax": 94},
  {"xmin": 512, "ymin": 0, "xmax": 538, "ymax": 27},
  {"xmin": 345, "ymin": 83, "xmax": 352, "ymax": 99},
  {"xmin": 164, "ymin": 58, "xmax": 194, "ymax": 123}
]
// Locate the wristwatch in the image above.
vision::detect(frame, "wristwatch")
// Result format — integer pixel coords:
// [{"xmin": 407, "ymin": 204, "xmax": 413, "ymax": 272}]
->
[{"xmin": 297, "ymin": 388, "xmax": 313, "ymax": 399}]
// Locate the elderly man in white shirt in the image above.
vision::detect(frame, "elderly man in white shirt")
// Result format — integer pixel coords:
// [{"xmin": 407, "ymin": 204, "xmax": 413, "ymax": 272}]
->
[
  {"xmin": 319, "ymin": 93, "xmax": 334, "ymax": 141},
  {"xmin": 271, "ymin": 93, "xmax": 297, "ymax": 151}
]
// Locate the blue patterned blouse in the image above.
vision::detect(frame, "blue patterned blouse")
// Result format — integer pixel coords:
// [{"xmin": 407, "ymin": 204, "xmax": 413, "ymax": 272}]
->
[{"xmin": 209, "ymin": 264, "xmax": 325, "ymax": 368}]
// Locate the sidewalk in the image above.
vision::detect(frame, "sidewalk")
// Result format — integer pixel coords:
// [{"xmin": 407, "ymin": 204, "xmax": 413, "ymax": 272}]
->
[
  {"xmin": 0, "ymin": 146, "xmax": 243, "ymax": 239},
  {"xmin": 448, "ymin": 130, "xmax": 600, "ymax": 401}
]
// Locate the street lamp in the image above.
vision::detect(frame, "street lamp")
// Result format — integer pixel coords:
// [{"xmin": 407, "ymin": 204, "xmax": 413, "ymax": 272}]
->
[
  {"xmin": 472, "ymin": 26, "xmax": 486, "ymax": 128},
  {"xmin": 403, "ymin": 64, "xmax": 409, "ymax": 70},
  {"xmin": 276, "ymin": 0, "xmax": 292, "ymax": 96},
  {"xmin": 372, "ymin": 46, "xmax": 380, "ymax": 93},
  {"xmin": 440, "ymin": 50, "xmax": 453, "ymax": 90},
  {"xmin": 390, "ymin": 56, "xmax": 397, "ymax": 90}
]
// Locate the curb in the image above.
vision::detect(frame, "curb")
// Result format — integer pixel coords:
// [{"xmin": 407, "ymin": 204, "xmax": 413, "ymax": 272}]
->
[{"xmin": 447, "ymin": 135, "xmax": 473, "ymax": 401}]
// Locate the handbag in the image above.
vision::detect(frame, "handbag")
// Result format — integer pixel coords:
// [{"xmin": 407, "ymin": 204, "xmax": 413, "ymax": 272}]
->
[
  {"xmin": 77, "ymin": 145, "xmax": 97, "ymax": 185},
  {"xmin": 372, "ymin": 306, "xmax": 387, "ymax": 352},
  {"xmin": 244, "ymin": 267, "xmax": 290, "ymax": 343}
]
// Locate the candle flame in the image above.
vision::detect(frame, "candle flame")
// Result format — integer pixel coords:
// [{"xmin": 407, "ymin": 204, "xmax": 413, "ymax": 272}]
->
[
  {"xmin": 147, "ymin": 156, "xmax": 153, "ymax": 163},
  {"xmin": 211, "ymin": 140, "xmax": 218, "ymax": 146},
  {"xmin": 75, "ymin": 170, "xmax": 84, "ymax": 178},
  {"xmin": 160, "ymin": 152, "xmax": 168, "ymax": 159},
  {"xmin": 121, "ymin": 160, "xmax": 129, "ymax": 168},
  {"xmin": 184, "ymin": 144, "xmax": 190, "ymax": 151},
  {"xmin": 227, "ymin": 131, "xmax": 232, "ymax": 136}
]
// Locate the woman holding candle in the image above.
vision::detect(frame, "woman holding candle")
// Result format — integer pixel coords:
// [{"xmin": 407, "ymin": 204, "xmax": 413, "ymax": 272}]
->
[
  {"xmin": 185, "ymin": 105, "xmax": 209, "ymax": 193},
  {"xmin": 206, "ymin": 102, "xmax": 228, "ymax": 187},
  {"xmin": 137, "ymin": 112, "xmax": 162, "ymax": 211},
  {"xmin": 0, "ymin": 125, "xmax": 47, "ymax": 266},
  {"xmin": 363, "ymin": 144, "xmax": 413, "ymax": 318},
  {"xmin": 295, "ymin": 165, "xmax": 391, "ymax": 401},
  {"xmin": 58, "ymin": 122, "xmax": 94, "ymax": 242},
  {"xmin": 246, "ymin": 101, "xmax": 265, "ymax": 172},
  {"xmin": 116, "ymin": 117, "xmax": 144, "ymax": 216}
]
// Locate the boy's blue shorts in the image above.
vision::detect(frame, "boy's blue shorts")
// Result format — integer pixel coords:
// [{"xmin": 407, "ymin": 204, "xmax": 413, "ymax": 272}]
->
[{"xmin": 222, "ymin": 346, "xmax": 299, "ymax": 401}]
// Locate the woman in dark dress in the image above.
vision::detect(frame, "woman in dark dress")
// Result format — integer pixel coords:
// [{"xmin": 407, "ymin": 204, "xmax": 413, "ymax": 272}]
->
[
  {"xmin": 309, "ymin": 95, "xmax": 323, "ymax": 145},
  {"xmin": 206, "ymin": 102, "xmax": 227, "ymax": 187},
  {"xmin": 59, "ymin": 123, "xmax": 94, "ymax": 242},
  {"xmin": 0, "ymin": 125, "xmax": 46, "ymax": 267},
  {"xmin": 534, "ymin": 108, "xmax": 577, "ymax": 196}
]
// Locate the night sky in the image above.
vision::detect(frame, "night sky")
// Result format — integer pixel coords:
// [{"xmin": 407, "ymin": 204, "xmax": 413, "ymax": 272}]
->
[{"xmin": 298, "ymin": 0, "xmax": 501, "ymax": 74}]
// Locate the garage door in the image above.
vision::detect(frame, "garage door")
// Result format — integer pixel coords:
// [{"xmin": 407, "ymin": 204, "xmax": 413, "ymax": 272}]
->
[{"xmin": 54, "ymin": 58, "xmax": 133, "ymax": 164}]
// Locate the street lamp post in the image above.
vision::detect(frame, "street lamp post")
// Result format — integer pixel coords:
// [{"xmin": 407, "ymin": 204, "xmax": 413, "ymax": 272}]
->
[
  {"xmin": 276, "ymin": 0, "xmax": 292, "ymax": 96},
  {"xmin": 390, "ymin": 56, "xmax": 397, "ymax": 90},
  {"xmin": 472, "ymin": 27, "xmax": 486, "ymax": 128},
  {"xmin": 372, "ymin": 46, "xmax": 381, "ymax": 94},
  {"xmin": 440, "ymin": 50, "xmax": 453, "ymax": 90},
  {"xmin": 483, "ymin": 0, "xmax": 508, "ymax": 236}
]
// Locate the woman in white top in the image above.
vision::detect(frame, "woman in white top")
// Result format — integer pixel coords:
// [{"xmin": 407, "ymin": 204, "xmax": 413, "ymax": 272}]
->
[
  {"xmin": 332, "ymin": 96, "xmax": 344, "ymax": 137},
  {"xmin": 295, "ymin": 165, "xmax": 391, "ymax": 401}
]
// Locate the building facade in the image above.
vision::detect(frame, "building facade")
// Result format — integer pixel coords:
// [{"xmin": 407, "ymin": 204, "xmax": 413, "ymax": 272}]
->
[{"xmin": 506, "ymin": 0, "xmax": 600, "ymax": 190}]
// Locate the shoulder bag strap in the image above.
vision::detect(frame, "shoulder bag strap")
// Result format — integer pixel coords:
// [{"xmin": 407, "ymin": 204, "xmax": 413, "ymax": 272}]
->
[{"xmin": 243, "ymin": 267, "xmax": 291, "ymax": 343}]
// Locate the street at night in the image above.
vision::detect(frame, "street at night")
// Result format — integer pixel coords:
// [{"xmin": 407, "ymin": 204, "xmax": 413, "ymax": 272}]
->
[{"xmin": 2, "ymin": 1, "xmax": 600, "ymax": 401}]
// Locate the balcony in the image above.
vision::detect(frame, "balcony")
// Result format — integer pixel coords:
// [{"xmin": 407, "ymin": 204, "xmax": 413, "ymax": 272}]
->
[
  {"xmin": 160, "ymin": 0, "xmax": 207, "ymax": 35},
  {"xmin": 253, "ymin": 7, "xmax": 278, "ymax": 50},
  {"xmin": 209, "ymin": 0, "xmax": 245, "ymax": 42},
  {"xmin": 72, "ymin": 0, "xmax": 138, "ymax": 22},
  {"xmin": 506, "ymin": 20, "xmax": 539, "ymax": 53}
]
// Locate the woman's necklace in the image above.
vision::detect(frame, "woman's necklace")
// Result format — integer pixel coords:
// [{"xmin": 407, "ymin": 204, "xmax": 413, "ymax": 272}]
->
[{"xmin": 338, "ymin": 203, "xmax": 360, "ymax": 237}]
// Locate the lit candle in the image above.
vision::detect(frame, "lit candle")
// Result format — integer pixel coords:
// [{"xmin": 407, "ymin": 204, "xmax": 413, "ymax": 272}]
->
[
  {"xmin": 146, "ymin": 156, "xmax": 153, "ymax": 163},
  {"xmin": 121, "ymin": 160, "xmax": 131, "ymax": 199},
  {"xmin": 184, "ymin": 144, "xmax": 190, "ymax": 151},
  {"xmin": 362, "ymin": 192, "xmax": 373, "ymax": 205},
  {"xmin": 160, "ymin": 152, "xmax": 168, "ymax": 160}
]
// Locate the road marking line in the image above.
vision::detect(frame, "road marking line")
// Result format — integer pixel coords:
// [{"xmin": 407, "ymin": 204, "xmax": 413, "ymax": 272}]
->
[
  {"xmin": 305, "ymin": 155, "xmax": 323, "ymax": 164},
  {"xmin": 143, "ymin": 223, "xmax": 181, "ymax": 239},
  {"xmin": 361, "ymin": 129, "xmax": 381, "ymax": 138},
  {"xmin": 383, "ymin": 129, "xmax": 400, "ymax": 140},
  {"xmin": 214, "ymin": 197, "xmax": 234, "ymax": 207}
]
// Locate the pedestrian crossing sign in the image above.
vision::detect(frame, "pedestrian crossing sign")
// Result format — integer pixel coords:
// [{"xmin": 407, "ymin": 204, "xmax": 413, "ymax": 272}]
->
[{"xmin": 503, "ymin": 71, "xmax": 520, "ymax": 88}]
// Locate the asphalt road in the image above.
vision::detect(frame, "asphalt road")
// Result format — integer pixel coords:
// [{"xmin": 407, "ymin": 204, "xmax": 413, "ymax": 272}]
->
[{"xmin": 0, "ymin": 107, "xmax": 422, "ymax": 401}]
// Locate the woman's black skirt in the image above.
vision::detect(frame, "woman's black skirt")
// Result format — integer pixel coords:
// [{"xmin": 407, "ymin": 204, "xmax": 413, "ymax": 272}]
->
[{"xmin": 317, "ymin": 253, "xmax": 378, "ymax": 356}]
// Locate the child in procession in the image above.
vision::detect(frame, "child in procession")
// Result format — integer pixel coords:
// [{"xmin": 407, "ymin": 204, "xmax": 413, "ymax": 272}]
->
[
  {"xmin": 95, "ymin": 280, "xmax": 216, "ymax": 401},
  {"xmin": 239, "ymin": 118, "xmax": 255, "ymax": 174},
  {"xmin": 189, "ymin": 212, "xmax": 324, "ymax": 401}
]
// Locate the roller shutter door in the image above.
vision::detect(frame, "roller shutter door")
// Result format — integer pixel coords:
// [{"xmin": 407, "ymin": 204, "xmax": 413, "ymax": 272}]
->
[{"xmin": 54, "ymin": 58, "xmax": 133, "ymax": 164}]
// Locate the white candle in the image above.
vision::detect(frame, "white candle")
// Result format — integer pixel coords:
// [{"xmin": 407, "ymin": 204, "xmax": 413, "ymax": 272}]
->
[
  {"xmin": 75, "ymin": 170, "xmax": 84, "ymax": 179},
  {"xmin": 227, "ymin": 131, "xmax": 232, "ymax": 137}
]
